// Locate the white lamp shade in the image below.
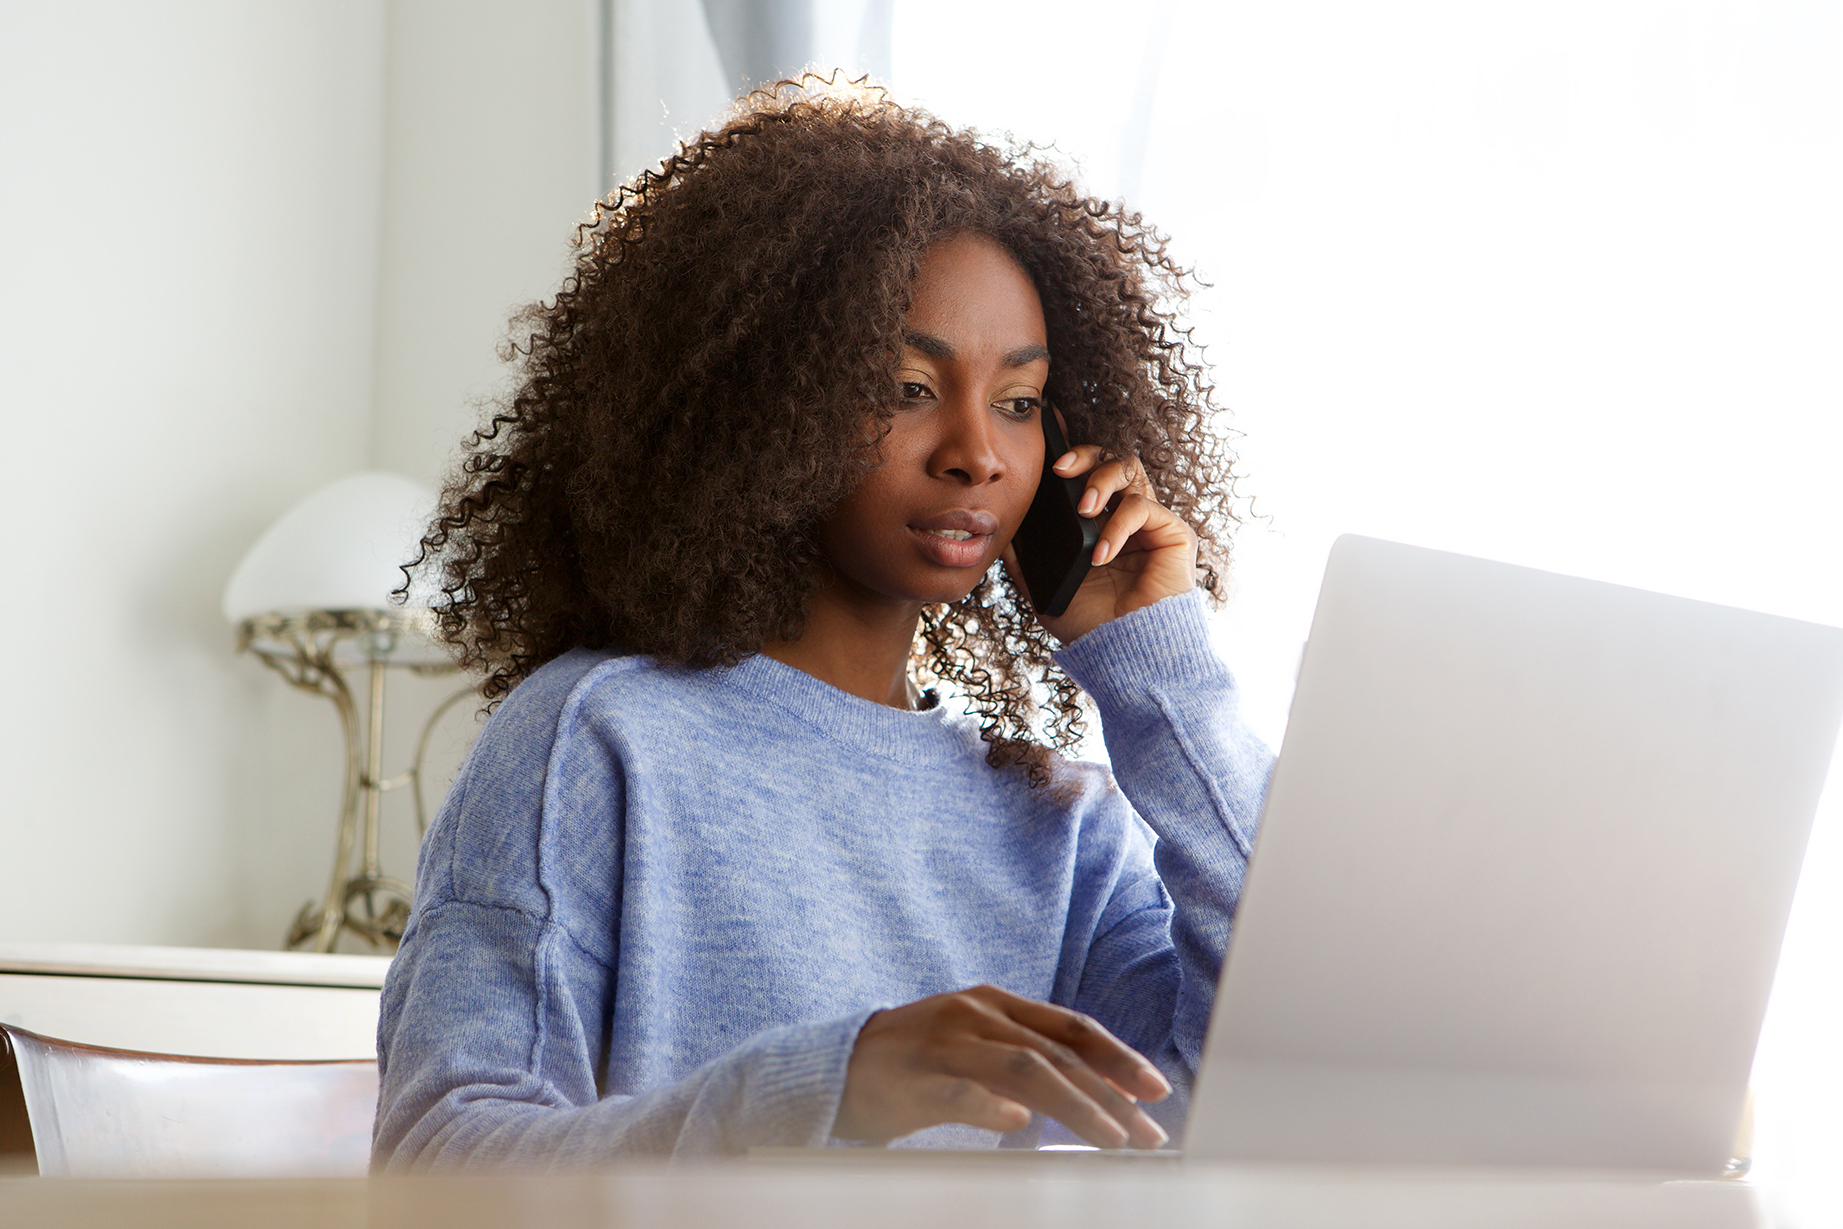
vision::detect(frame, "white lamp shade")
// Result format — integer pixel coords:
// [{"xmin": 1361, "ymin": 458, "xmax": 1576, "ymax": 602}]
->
[{"xmin": 223, "ymin": 472, "xmax": 440, "ymax": 623}]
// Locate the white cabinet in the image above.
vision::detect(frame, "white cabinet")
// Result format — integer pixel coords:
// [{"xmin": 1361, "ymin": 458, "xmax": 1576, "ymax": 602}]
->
[{"xmin": 0, "ymin": 942, "xmax": 389, "ymax": 1060}]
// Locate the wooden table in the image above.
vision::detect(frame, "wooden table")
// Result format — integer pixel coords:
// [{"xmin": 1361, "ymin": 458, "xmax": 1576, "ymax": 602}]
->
[{"xmin": 0, "ymin": 1162, "xmax": 1783, "ymax": 1229}]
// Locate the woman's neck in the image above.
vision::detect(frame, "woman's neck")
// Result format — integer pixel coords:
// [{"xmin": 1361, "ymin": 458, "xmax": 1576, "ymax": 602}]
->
[{"xmin": 760, "ymin": 583, "xmax": 924, "ymax": 710}]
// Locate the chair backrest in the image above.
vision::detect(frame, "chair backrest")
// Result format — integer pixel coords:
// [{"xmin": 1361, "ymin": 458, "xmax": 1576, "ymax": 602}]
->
[{"xmin": 0, "ymin": 1023, "xmax": 377, "ymax": 1178}]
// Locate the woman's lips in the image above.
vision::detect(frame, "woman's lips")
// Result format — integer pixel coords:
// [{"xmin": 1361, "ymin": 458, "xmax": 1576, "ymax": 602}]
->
[
  {"xmin": 909, "ymin": 526, "xmax": 992, "ymax": 567},
  {"xmin": 909, "ymin": 510, "xmax": 999, "ymax": 569}
]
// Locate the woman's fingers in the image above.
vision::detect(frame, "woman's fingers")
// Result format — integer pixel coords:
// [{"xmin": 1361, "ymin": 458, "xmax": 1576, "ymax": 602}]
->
[
  {"xmin": 951, "ymin": 1037, "xmax": 1163, "ymax": 1150},
  {"xmin": 835, "ymin": 986, "xmax": 1174, "ymax": 1149},
  {"xmin": 1092, "ymin": 494, "xmax": 1147, "ymax": 566},
  {"xmin": 1027, "ymin": 445, "xmax": 1199, "ymax": 642},
  {"xmin": 998, "ymin": 995, "xmax": 1172, "ymax": 1104},
  {"xmin": 1089, "ymin": 492, "xmax": 1171, "ymax": 566},
  {"xmin": 922, "ymin": 1076, "xmax": 1033, "ymax": 1136},
  {"xmin": 959, "ymin": 1039, "xmax": 1124, "ymax": 1148},
  {"xmin": 1050, "ymin": 443, "xmax": 1106, "ymax": 478},
  {"xmin": 1049, "ymin": 447, "xmax": 1146, "ymax": 519},
  {"xmin": 973, "ymin": 1022, "xmax": 1169, "ymax": 1149},
  {"xmin": 964, "ymin": 986, "xmax": 1169, "ymax": 1146}
]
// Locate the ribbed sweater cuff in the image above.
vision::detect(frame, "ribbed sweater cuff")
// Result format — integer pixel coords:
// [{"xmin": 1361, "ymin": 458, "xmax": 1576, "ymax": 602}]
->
[
  {"xmin": 1054, "ymin": 589, "xmax": 1224, "ymax": 713},
  {"xmin": 740, "ymin": 1008, "xmax": 877, "ymax": 1147}
]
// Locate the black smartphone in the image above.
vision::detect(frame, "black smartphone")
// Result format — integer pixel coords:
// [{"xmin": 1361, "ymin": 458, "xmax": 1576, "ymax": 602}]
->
[{"xmin": 1012, "ymin": 408, "xmax": 1102, "ymax": 617}]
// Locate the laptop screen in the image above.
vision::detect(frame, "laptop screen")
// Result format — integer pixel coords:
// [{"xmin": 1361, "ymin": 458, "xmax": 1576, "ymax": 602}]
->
[{"xmin": 1187, "ymin": 536, "xmax": 1843, "ymax": 1174}]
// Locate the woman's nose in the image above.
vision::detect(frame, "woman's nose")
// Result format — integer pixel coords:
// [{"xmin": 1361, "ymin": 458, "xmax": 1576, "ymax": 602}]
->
[{"xmin": 929, "ymin": 395, "xmax": 1006, "ymax": 486}]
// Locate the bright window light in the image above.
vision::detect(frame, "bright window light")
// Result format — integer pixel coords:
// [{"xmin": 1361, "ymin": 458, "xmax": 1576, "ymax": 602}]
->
[{"xmin": 896, "ymin": 0, "xmax": 1842, "ymax": 1212}]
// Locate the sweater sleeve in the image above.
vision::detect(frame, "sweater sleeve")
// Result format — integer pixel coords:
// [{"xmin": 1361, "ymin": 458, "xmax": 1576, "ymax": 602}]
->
[
  {"xmin": 1051, "ymin": 589, "xmax": 1274, "ymax": 1141},
  {"xmin": 371, "ymin": 658, "xmax": 870, "ymax": 1168}
]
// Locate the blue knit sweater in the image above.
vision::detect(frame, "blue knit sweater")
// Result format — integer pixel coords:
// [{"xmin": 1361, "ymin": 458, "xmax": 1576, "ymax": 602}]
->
[{"xmin": 372, "ymin": 590, "xmax": 1272, "ymax": 1167}]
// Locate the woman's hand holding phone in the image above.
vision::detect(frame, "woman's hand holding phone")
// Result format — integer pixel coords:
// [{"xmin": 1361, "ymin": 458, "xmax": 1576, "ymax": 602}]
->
[
  {"xmin": 832, "ymin": 985, "xmax": 1171, "ymax": 1149},
  {"xmin": 1003, "ymin": 434, "xmax": 1198, "ymax": 645}
]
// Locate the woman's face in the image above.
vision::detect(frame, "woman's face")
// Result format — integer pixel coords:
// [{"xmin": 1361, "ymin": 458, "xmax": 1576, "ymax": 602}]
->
[{"xmin": 816, "ymin": 233, "xmax": 1050, "ymax": 609}]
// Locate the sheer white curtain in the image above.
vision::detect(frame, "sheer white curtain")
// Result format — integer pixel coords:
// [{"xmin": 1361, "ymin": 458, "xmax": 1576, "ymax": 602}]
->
[
  {"xmin": 602, "ymin": 0, "xmax": 890, "ymax": 187},
  {"xmin": 605, "ymin": 0, "xmax": 1843, "ymax": 1209}
]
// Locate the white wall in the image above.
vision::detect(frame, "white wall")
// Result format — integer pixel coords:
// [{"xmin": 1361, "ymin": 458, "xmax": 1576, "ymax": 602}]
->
[
  {"xmin": 0, "ymin": 2, "xmax": 386, "ymax": 947},
  {"xmin": 350, "ymin": 0, "xmax": 600, "ymax": 954},
  {"xmin": 0, "ymin": 0, "xmax": 599, "ymax": 952},
  {"xmin": 370, "ymin": 0, "xmax": 598, "ymax": 488}
]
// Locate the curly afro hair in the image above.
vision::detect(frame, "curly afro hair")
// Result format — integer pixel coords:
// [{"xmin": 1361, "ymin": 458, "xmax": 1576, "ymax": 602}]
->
[{"xmin": 411, "ymin": 79, "xmax": 1238, "ymax": 786}]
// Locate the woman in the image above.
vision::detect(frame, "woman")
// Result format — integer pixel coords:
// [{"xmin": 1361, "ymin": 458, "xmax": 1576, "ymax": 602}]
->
[{"xmin": 373, "ymin": 80, "xmax": 1271, "ymax": 1167}]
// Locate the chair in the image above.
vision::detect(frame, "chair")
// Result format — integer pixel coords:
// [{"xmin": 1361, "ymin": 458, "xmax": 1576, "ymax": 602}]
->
[{"xmin": 0, "ymin": 1023, "xmax": 377, "ymax": 1178}]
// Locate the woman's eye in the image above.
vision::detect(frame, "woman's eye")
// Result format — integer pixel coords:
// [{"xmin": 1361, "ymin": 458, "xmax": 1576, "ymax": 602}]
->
[
  {"xmin": 1000, "ymin": 397, "xmax": 1042, "ymax": 420},
  {"xmin": 898, "ymin": 381, "xmax": 934, "ymax": 402}
]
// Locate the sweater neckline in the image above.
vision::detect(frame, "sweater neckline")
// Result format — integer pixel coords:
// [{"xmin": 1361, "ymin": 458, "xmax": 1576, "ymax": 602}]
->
[{"xmin": 711, "ymin": 653, "xmax": 972, "ymax": 767}]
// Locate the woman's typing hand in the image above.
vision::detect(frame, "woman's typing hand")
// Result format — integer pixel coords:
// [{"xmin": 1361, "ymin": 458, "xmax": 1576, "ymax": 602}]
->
[
  {"xmin": 831, "ymin": 984, "xmax": 1170, "ymax": 1149},
  {"xmin": 1003, "ymin": 443, "xmax": 1198, "ymax": 645}
]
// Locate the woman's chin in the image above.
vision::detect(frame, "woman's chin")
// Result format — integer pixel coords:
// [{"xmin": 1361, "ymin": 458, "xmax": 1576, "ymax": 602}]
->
[{"xmin": 910, "ymin": 566, "xmax": 1000, "ymax": 607}]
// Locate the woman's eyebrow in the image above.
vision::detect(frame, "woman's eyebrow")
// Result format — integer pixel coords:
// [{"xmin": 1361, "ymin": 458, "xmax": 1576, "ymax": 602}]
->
[
  {"xmin": 902, "ymin": 330, "xmax": 955, "ymax": 360},
  {"xmin": 901, "ymin": 331, "xmax": 1051, "ymax": 369}
]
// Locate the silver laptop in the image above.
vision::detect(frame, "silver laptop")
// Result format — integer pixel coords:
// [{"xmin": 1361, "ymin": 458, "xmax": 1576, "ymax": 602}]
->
[{"xmin": 1185, "ymin": 535, "xmax": 1843, "ymax": 1174}]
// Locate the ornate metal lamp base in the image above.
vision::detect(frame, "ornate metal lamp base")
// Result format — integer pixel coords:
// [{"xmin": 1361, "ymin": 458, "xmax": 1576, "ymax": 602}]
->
[
  {"xmin": 239, "ymin": 609, "xmax": 470, "ymax": 953},
  {"xmin": 285, "ymin": 875, "xmax": 415, "ymax": 951}
]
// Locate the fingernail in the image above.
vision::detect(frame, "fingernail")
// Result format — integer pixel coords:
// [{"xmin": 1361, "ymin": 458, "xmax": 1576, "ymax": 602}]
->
[
  {"xmin": 1093, "ymin": 541, "xmax": 1109, "ymax": 565},
  {"xmin": 1054, "ymin": 452, "xmax": 1076, "ymax": 472},
  {"xmin": 1079, "ymin": 492, "xmax": 1097, "ymax": 514}
]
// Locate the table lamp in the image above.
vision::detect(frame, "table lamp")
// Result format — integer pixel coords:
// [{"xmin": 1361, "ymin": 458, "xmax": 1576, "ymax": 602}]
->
[{"xmin": 223, "ymin": 472, "xmax": 466, "ymax": 953}]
